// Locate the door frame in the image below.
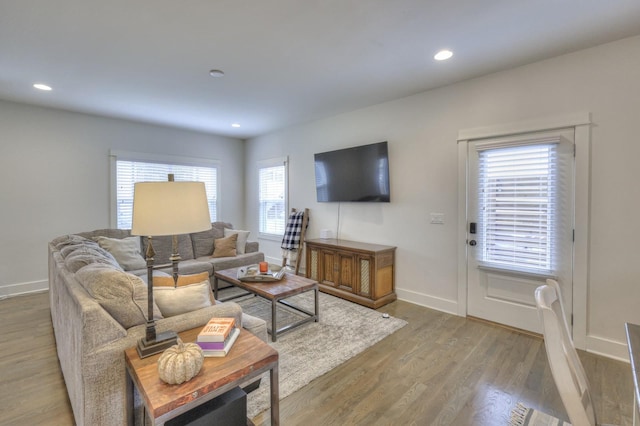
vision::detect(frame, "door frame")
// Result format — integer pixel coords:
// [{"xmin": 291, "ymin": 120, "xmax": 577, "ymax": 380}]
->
[{"xmin": 456, "ymin": 112, "xmax": 591, "ymax": 349}]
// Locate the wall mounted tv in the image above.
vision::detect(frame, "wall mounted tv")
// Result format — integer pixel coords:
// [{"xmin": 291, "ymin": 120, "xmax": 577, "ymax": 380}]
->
[{"xmin": 314, "ymin": 141, "xmax": 390, "ymax": 202}]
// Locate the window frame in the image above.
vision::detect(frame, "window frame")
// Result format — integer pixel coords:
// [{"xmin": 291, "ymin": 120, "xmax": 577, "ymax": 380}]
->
[
  {"xmin": 109, "ymin": 150, "xmax": 220, "ymax": 229},
  {"xmin": 257, "ymin": 156, "xmax": 289, "ymax": 241}
]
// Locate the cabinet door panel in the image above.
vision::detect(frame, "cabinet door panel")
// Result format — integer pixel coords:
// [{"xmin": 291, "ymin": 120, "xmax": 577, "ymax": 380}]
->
[
  {"xmin": 338, "ymin": 253, "xmax": 356, "ymax": 292},
  {"xmin": 322, "ymin": 251, "xmax": 336, "ymax": 286}
]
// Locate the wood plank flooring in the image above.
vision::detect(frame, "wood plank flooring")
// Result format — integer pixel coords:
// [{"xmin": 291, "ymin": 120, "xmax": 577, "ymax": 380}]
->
[
  {"xmin": 0, "ymin": 292, "xmax": 74, "ymax": 426},
  {"xmin": 0, "ymin": 292, "xmax": 633, "ymax": 426}
]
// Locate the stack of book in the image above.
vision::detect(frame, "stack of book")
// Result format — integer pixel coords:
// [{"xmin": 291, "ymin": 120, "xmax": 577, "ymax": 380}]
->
[{"xmin": 196, "ymin": 317, "xmax": 240, "ymax": 357}]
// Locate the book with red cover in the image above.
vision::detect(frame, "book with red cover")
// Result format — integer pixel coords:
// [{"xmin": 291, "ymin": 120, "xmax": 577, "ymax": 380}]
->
[{"xmin": 197, "ymin": 317, "xmax": 236, "ymax": 342}]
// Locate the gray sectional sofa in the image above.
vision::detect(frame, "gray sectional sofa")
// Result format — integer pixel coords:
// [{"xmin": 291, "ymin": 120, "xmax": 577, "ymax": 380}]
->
[{"xmin": 48, "ymin": 222, "xmax": 267, "ymax": 426}]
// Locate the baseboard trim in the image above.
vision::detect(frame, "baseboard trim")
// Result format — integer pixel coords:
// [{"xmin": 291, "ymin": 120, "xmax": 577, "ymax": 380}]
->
[
  {"xmin": 264, "ymin": 255, "xmax": 306, "ymax": 275},
  {"xmin": 0, "ymin": 279, "xmax": 49, "ymax": 300},
  {"xmin": 585, "ymin": 334, "xmax": 630, "ymax": 363},
  {"xmin": 396, "ymin": 288, "xmax": 458, "ymax": 316}
]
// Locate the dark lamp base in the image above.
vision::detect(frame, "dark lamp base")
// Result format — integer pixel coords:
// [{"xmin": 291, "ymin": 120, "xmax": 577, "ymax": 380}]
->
[{"xmin": 136, "ymin": 330, "xmax": 179, "ymax": 358}]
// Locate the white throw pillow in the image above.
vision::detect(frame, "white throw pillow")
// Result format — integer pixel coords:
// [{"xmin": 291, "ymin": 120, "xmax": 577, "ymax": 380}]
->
[
  {"xmin": 153, "ymin": 280, "xmax": 214, "ymax": 317},
  {"xmin": 94, "ymin": 236, "xmax": 147, "ymax": 271},
  {"xmin": 224, "ymin": 228, "xmax": 250, "ymax": 255}
]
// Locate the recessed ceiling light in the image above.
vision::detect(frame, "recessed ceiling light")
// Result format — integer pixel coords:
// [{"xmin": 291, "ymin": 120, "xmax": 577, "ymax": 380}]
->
[
  {"xmin": 209, "ymin": 69, "xmax": 225, "ymax": 78},
  {"xmin": 231, "ymin": 123, "xmax": 241, "ymax": 128},
  {"xmin": 434, "ymin": 50, "xmax": 453, "ymax": 61},
  {"xmin": 33, "ymin": 83, "xmax": 52, "ymax": 91}
]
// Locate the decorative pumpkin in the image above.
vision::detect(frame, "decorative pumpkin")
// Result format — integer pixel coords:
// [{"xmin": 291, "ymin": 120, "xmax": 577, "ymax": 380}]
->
[{"xmin": 157, "ymin": 338, "xmax": 204, "ymax": 385}]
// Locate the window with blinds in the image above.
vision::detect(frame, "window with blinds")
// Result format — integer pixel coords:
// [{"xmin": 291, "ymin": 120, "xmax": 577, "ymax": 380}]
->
[
  {"xmin": 477, "ymin": 142, "xmax": 559, "ymax": 274},
  {"xmin": 116, "ymin": 160, "xmax": 217, "ymax": 229},
  {"xmin": 258, "ymin": 158, "xmax": 287, "ymax": 236}
]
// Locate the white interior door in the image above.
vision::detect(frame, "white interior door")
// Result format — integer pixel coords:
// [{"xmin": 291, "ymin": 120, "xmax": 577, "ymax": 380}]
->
[{"xmin": 466, "ymin": 129, "xmax": 575, "ymax": 334}]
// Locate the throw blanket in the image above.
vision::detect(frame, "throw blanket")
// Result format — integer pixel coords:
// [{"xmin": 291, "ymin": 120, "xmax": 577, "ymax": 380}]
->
[
  {"xmin": 281, "ymin": 210, "xmax": 308, "ymax": 261},
  {"xmin": 510, "ymin": 403, "xmax": 570, "ymax": 426}
]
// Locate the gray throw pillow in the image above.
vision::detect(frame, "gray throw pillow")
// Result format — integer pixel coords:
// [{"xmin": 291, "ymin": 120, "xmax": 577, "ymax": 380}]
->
[
  {"xmin": 64, "ymin": 252, "xmax": 121, "ymax": 273},
  {"xmin": 52, "ymin": 234, "xmax": 90, "ymax": 249},
  {"xmin": 60, "ymin": 240, "xmax": 101, "ymax": 258},
  {"xmin": 93, "ymin": 236, "xmax": 147, "ymax": 271},
  {"xmin": 76, "ymin": 264, "xmax": 162, "ymax": 329}
]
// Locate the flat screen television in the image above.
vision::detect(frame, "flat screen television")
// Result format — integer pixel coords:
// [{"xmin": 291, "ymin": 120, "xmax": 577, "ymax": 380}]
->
[{"xmin": 314, "ymin": 141, "xmax": 390, "ymax": 202}]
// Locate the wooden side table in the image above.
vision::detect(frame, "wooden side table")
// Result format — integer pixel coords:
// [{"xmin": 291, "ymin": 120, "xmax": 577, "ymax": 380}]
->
[{"xmin": 125, "ymin": 328, "xmax": 279, "ymax": 426}]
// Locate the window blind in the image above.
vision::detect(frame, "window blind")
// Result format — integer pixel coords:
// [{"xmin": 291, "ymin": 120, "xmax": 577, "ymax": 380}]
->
[
  {"xmin": 477, "ymin": 142, "xmax": 559, "ymax": 274},
  {"xmin": 258, "ymin": 162, "xmax": 286, "ymax": 236},
  {"xmin": 116, "ymin": 160, "xmax": 217, "ymax": 229}
]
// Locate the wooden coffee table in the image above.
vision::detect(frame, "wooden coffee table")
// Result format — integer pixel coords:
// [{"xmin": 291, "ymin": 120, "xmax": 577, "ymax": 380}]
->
[
  {"xmin": 214, "ymin": 268, "xmax": 319, "ymax": 342},
  {"xmin": 125, "ymin": 328, "xmax": 279, "ymax": 426}
]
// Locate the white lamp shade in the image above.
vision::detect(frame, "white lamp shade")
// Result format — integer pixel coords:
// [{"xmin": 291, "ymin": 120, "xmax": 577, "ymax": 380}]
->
[{"xmin": 131, "ymin": 181, "xmax": 212, "ymax": 236}]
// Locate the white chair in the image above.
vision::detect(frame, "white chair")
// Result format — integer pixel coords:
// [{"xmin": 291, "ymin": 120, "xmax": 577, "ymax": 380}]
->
[{"xmin": 535, "ymin": 280, "xmax": 599, "ymax": 425}]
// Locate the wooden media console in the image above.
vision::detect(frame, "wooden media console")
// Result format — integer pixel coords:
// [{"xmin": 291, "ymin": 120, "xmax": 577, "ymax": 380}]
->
[{"xmin": 305, "ymin": 238, "xmax": 396, "ymax": 309}]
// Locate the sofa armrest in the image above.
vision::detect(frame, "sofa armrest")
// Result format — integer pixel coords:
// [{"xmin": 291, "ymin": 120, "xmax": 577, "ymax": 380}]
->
[
  {"xmin": 242, "ymin": 313, "xmax": 268, "ymax": 342},
  {"xmin": 245, "ymin": 241, "xmax": 259, "ymax": 253},
  {"xmin": 80, "ymin": 302, "xmax": 244, "ymax": 426}
]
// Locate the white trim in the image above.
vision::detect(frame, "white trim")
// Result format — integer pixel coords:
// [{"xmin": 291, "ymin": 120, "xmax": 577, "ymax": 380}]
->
[
  {"xmin": 109, "ymin": 150, "xmax": 221, "ymax": 229},
  {"xmin": 586, "ymin": 334, "xmax": 630, "ymax": 363},
  {"xmin": 258, "ymin": 233, "xmax": 284, "ymax": 242},
  {"xmin": 257, "ymin": 156, "xmax": 289, "ymax": 239},
  {"xmin": 457, "ymin": 141, "xmax": 468, "ymax": 317},
  {"xmin": 109, "ymin": 150, "xmax": 220, "ymax": 168},
  {"xmin": 457, "ymin": 112, "xmax": 591, "ymax": 349},
  {"xmin": 397, "ymin": 288, "xmax": 458, "ymax": 316},
  {"xmin": 457, "ymin": 112, "xmax": 591, "ymax": 142},
  {"xmin": 0, "ymin": 279, "xmax": 48, "ymax": 299},
  {"xmin": 572, "ymin": 123, "xmax": 591, "ymax": 350}
]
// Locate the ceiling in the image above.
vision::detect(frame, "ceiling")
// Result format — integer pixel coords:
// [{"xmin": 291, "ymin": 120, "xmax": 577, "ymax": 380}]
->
[{"xmin": 2, "ymin": 1, "xmax": 640, "ymax": 139}]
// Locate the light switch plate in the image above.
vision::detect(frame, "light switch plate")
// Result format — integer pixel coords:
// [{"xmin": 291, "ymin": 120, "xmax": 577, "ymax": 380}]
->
[{"xmin": 430, "ymin": 213, "xmax": 445, "ymax": 224}]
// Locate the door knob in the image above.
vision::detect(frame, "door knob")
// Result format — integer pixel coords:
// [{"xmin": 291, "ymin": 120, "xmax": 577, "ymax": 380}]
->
[{"xmin": 469, "ymin": 240, "xmax": 477, "ymax": 246}]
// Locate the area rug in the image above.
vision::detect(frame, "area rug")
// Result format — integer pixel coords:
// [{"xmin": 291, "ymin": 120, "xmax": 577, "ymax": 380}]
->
[
  {"xmin": 510, "ymin": 403, "xmax": 570, "ymax": 426},
  {"xmin": 227, "ymin": 289, "xmax": 407, "ymax": 419}
]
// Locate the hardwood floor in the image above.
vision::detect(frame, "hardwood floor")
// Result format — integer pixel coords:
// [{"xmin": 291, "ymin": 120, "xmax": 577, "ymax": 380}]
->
[
  {"xmin": 0, "ymin": 292, "xmax": 74, "ymax": 426},
  {"xmin": 0, "ymin": 292, "xmax": 633, "ymax": 426}
]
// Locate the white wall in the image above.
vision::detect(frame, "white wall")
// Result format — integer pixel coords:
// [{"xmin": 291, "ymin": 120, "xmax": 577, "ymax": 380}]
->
[
  {"xmin": 245, "ymin": 35, "xmax": 640, "ymax": 359},
  {"xmin": 0, "ymin": 101, "xmax": 245, "ymax": 297}
]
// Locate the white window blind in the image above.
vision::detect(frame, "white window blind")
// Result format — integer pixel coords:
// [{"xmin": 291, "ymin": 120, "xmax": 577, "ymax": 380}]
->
[
  {"xmin": 258, "ymin": 158, "xmax": 287, "ymax": 236},
  {"xmin": 477, "ymin": 142, "xmax": 560, "ymax": 274},
  {"xmin": 116, "ymin": 160, "xmax": 217, "ymax": 229}
]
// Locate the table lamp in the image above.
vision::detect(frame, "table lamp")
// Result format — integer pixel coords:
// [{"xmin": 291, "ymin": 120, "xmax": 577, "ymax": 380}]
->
[{"xmin": 131, "ymin": 179, "xmax": 212, "ymax": 358}]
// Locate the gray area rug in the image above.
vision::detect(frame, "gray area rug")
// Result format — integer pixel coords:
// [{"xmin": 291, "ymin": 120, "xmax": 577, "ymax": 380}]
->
[{"xmin": 225, "ymin": 289, "xmax": 407, "ymax": 419}]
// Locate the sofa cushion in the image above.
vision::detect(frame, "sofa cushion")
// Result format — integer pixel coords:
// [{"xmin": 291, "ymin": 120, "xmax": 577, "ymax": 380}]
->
[
  {"xmin": 78, "ymin": 228, "xmax": 132, "ymax": 240},
  {"xmin": 93, "ymin": 236, "xmax": 147, "ymax": 271},
  {"xmin": 153, "ymin": 280, "xmax": 214, "ymax": 317},
  {"xmin": 141, "ymin": 234, "xmax": 194, "ymax": 264},
  {"xmin": 153, "ymin": 271, "xmax": 210, "ymax": 287},
  {"xmin": 76, "ymin": 264, "xmax": 163, "ymax": 329},
  {"xmin": 59, "ymin": 240, "xmax": 101, "ymax": 258},
  {"xmin": 64, "ymin": 251, "xmax": 122, "ymax": 273},
  {"xmin": 51, "ymin": 234, "xmax": 91, "ymax": 250},
  {"xmin": 60, "ymin": 242, "xmax": 120, "ymax": 265},
  {"xmin": 224, "ymin": 228, "xmax": 250, "ymax": 255},
  {"xmin": 191, "ymin": 222, "xmax": 231, "ymax": 258},
  {"xmin": 197, "ymin": 251, "xmax": 265, "ymax": 272},
  {"xmin": 212, "ymin": 234, "xmax": 237, "ymax": 258}
]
